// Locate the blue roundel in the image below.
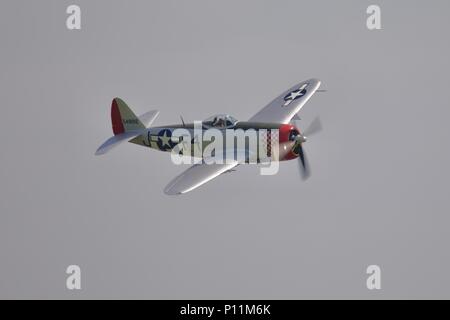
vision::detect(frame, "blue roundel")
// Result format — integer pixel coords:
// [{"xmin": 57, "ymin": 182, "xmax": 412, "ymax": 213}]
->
[
  {"xmin": 283, "ymin": 83, "xmax": 308, "ymax": 107},
  {"xmin": 284, "ymin": 88, "xmax": 306, "ymax": 103},
  {"xmin": 157, "ymin": 129, "xmax": 176, "ymax": 151}
]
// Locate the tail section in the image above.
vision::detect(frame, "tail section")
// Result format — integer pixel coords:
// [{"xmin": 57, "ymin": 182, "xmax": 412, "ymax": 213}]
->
[
  {"xmin": 96, "ymin": 98, "xmax": 159, "ymax": 156},
  {"xmin": 111, "ymin": 97, "xmax": 145, "ymax": 135}
]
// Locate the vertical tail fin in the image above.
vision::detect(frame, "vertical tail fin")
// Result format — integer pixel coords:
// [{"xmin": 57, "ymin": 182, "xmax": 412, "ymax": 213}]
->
[{"xmin": 111, "ymin": 98, "xmax": 145, "ymax": 135}]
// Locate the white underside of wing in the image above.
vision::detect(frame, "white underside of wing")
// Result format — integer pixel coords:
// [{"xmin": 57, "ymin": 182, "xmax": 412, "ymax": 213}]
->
[{"xmin": 164, "ymin": 161, "xmax": 239, "ymax": 195}]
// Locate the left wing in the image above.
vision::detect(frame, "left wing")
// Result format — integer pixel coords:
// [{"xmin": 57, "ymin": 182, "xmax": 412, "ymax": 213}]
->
[
  {"xmin": 164, "ymin": 161, "xmax": 239, "ymax": 195},
  {"xmin": 248, "ymin": 78, "xmax": 321, "ymax": 124}
]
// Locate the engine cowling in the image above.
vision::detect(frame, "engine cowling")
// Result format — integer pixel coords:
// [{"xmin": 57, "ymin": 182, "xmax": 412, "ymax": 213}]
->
[{"xmin": 277, "ymin": 124, "xmax": 301, "ymax": 161}]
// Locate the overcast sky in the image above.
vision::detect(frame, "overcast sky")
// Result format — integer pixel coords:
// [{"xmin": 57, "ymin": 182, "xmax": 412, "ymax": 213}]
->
[{"xmin": 1, "ymin": 0, "xmax": 450, "ymax": 299}]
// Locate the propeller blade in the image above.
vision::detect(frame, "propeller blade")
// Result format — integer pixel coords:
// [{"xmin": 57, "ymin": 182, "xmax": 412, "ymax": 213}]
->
[
  {"xmin": 297, "ymin": 144, "xmax": 311, "ymax": 180},
  {"xmin": 303, "ymin": 117, "xmax": 322, "ymax": 137}
]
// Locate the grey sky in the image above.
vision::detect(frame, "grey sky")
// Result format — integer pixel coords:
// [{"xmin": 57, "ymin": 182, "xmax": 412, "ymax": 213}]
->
[{"xmin": 1, "ymin": 0, "xmax": 449, "ymax": 299}]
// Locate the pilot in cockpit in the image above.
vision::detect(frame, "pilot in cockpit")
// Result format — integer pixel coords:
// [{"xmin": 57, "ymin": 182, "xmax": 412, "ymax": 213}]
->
[{"xmin": 212, "ymin": 117, "xmax": 226, "ymax": 128}]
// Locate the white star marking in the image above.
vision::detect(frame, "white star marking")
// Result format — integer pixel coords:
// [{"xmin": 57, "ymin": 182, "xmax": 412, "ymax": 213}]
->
[
  {"xmin": 287, "ymin": 91, "xmax": 303, "ymax": 100},
  {"xmin": 283, "ymin": 84, "xmax": 308, "ymax": 106},
  {"xmin": 159, "ymin": 131, "xmax": 171, "ymax": 147}
]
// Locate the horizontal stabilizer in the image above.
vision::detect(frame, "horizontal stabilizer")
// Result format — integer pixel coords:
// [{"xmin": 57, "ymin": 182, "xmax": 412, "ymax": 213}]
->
[
  {"xmin": 138, "ymin": 110, "xmax": 159, "ymax": 128},
  {"xmin": 95, "ymin": 130, "xmax": 145, "ymax": 156}
]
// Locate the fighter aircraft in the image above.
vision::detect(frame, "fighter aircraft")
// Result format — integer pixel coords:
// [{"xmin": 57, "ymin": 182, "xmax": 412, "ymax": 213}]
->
[{"xmin": 96, "ymin": 79, "xmax": 323, "ymax": 195}]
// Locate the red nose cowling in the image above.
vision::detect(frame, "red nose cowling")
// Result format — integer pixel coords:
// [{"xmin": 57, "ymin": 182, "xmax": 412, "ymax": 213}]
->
[{"xmin": 278, "ymin": 124, "xmax": 299, "ymax": 161}]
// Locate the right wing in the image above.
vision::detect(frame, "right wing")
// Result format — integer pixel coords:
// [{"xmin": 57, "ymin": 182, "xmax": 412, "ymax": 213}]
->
[
  {"xmin": 164, "ymin": 161, "xmax": 239, "ymax": 195},
  {"xmin": 248, "ymin": 78, "xmax": 321, "ymax": 124}
]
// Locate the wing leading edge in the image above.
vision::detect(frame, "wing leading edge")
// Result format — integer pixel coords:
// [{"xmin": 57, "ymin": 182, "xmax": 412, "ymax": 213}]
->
[
  {"xmin": 248, "ymin": 78, "xmax": 321, "ymax": 124},
  {"xmin": 164, "ymin": 161, "xmax": 239, "ymax": 195}
]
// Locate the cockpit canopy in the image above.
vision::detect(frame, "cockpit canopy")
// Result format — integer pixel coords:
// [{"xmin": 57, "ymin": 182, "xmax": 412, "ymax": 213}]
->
[{"xmin": 203, "ymin": 114, "xmax": 239, "ymax": 129}]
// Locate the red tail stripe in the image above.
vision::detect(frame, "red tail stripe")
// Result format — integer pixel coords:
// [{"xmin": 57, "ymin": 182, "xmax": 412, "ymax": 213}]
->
[{"xmin": 111, "ymin": 99, "xmax": 125, "ymax": 135}]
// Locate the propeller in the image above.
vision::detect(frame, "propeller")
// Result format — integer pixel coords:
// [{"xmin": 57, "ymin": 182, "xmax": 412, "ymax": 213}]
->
[
  {"xmin": 303, "ymin": 116, "xmax": 322, "ymax": 137},
  {"xmin": 292, "ymin": 116, "xmax": 322, "ymax": 180},
  {"xmin": 293, "ymin": 136, "xmax": 310, "ymax": 180}
]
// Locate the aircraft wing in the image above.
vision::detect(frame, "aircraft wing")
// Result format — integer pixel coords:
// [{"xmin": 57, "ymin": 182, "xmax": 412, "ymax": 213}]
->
[
  {"xmin": 248, "ymin": 78, "xmax": 321, "ymax": 124},
  {"xmin": 164, "ymin": 161, "xmax": 239, "ymax": 195}
]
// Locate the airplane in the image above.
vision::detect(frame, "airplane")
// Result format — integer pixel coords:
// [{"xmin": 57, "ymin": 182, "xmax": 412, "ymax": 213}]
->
[{"xmin": 95, "ymin": 78, "xmax": 323, "ymax": 195}]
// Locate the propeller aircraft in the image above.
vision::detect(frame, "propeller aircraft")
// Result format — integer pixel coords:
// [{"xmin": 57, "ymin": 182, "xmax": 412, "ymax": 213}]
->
[{"xmin": 96, "ymin": 79, "xmax": 323, "ymax": 195}]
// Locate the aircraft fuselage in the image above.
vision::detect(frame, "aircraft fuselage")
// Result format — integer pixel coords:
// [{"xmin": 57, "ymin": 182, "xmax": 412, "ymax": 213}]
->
[{"xmin": 128, "ymin": 121, "xmax": 301, "ymax": 163}]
